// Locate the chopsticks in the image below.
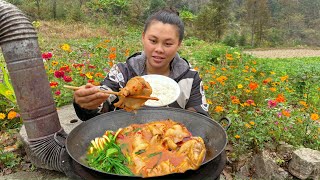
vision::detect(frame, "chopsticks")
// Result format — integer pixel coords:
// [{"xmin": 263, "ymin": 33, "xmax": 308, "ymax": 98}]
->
[
  {"xmin": 63, "ymin": 85, "xmax": 159, "ymax": 101},
  {"xmin": 64, "ymin": 85, "xmax": 120, "ymax": 95}
]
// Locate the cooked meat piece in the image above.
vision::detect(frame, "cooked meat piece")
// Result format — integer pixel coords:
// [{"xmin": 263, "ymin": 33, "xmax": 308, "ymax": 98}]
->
[
  {"xmin": 177, "ymin": 137, "xmax": 206, "ymax": 169},
  {"xmin": 114, "ymin": 76, "xmax": 152, "ymax": 112},
  {"xmin": 164, "ymin": 124, "xmax": 191, "ymax": 143}
]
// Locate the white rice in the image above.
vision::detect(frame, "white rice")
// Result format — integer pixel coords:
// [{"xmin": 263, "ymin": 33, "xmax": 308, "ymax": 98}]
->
[{"xmin": 144, "ymin": 77, "xmax": 179, "ymax": 107}]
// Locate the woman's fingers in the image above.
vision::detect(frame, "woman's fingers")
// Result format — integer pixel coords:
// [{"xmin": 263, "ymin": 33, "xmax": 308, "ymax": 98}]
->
[{"xmin": 74, "ymin": 84, "xmax": 109, "ymax": 110}]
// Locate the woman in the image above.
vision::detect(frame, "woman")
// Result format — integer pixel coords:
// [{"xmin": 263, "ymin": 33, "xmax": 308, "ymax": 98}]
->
[{"xmin": 73, "ymin": 9, "xmax": 209, "ymax": 121}]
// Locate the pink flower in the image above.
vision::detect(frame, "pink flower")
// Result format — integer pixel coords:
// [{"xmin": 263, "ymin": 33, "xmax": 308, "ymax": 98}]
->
[
  {"xmin": 268, "ymin": 100, "xmax": 277, "ymax": 108},
  {"xmin": 54, "ymin": 70, "xmax": 64, "ymax": 78},
  {"xmin": 63, "ymin": 76, "xmax": 72, "ymax": 82},
  {"xmin": 55, "ymin": 90, "xmax": 61, "ymax": 96},
  {"xmin": 42, "ymin": 52, "xmax": 53, "ymax": 60}
]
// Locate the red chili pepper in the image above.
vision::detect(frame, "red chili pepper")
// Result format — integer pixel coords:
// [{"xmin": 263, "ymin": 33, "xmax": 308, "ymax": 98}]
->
[{"xmin": 117, "ymin": 134, "xmax": 124, "ymax": 139}]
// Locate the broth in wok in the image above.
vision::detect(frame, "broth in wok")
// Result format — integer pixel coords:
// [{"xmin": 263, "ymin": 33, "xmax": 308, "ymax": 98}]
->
[{"xmin": 86, "ymin": 119, "xmax": 206, "ymax": 178}]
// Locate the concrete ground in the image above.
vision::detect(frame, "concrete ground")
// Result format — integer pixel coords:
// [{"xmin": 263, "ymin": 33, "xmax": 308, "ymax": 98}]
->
[{"xmin": 1, "ymin": 104, "xmax": 79, "ymax": 180}]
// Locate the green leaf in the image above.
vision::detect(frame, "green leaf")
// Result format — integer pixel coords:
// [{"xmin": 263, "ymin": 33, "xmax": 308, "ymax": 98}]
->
[
  {"xmin": 106, "ymin": 148, "xmax": 118, "ymax": 157},
  {"xmin": 147, "ymin": 152, "xmax": 162, "ymax": 158},
  {"xmin": 135, "ymin": 149, "xmax": 145, "ymax": 155}
]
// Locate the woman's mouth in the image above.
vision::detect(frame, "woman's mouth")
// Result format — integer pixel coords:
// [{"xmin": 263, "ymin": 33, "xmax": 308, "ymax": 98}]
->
[{"xmin": 152, "ymin": 56, "xmax": 165, "ymax": 63}]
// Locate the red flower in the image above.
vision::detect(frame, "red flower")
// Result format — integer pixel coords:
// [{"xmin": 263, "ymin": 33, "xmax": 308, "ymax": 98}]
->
[
  {"xmin": 63, "ymin": 76, "xmax": 72, "ymax": 82},
  {"xmin": 231, "ymin": 96, "xmax": 237, "ymax": 100},
  {"xmin": 42, "ymin": 52, "xmax": 53, "ymax": 60},
  {"xmin": 246, "ymin": 99, "xmax": 255, "ymax": 105},
  {"xmin": 88, "ymin": 64, "xmax": 96, "ymax": 69},
  {"xmin": 60, "ymin": 66, "xmax": 71, "ymax": 72},
  {"xmin": 54, "ymin": 70, "xmax": 64, "ymax": 78},
  {"xmin": 88, "ymin": 79, "xmax": 94, "ymax": 83}
]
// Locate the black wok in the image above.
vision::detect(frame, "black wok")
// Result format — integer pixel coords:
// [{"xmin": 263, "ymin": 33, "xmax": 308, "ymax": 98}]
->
[{"xmin": 66, "ymin": 107, "xmax": 229, "ymax": 178}]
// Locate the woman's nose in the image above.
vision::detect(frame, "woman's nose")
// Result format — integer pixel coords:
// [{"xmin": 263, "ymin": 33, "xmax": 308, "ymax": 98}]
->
[{"xmin": 154, "ymin": 44, "xmax": 164, "ymax": 53}]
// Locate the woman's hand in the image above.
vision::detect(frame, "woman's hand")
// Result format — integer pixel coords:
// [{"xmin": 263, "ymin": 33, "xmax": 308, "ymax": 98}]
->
[{"xmin": 74, "ymin": 83, "xmax": 109, "ymax": 110}]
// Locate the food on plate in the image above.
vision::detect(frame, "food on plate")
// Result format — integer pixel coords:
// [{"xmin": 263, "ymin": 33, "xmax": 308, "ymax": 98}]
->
[
  {"xmin": 86, "ymin": 119, "xmax": 206, "ymax": 177},
  {"xmin": 114, "ymin": 76, "xmax": 158, "ymax": 111}
]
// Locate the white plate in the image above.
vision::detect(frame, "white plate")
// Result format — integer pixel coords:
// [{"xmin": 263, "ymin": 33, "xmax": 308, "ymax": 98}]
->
[{"xmin": 142, "ymin": 74, "xmax": 181, "ymax": 107}]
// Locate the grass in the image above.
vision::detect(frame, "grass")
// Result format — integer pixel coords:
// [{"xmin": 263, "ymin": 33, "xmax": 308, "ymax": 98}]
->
[{"xmin": 0, "ymin": 21, "xmax": 319, "ymax": 173}]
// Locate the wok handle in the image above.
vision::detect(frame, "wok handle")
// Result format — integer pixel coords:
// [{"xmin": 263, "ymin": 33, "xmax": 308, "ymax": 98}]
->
[{"xmin": 219, "ymin": 117, "xmax": 231, "ymax": 130}]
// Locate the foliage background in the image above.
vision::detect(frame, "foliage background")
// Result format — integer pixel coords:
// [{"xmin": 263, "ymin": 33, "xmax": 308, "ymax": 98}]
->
[{"xmin": 6, "ymin": 0, "xmax": 320, "ymax": 48}]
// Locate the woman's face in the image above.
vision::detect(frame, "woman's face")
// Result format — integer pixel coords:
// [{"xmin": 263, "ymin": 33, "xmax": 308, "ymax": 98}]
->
[{"xmin": 142, "ymin": 21, "xmax": 181, "ymax": 73}]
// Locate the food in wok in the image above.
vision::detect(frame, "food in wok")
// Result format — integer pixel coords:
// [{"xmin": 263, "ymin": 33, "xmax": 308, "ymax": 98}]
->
[{"xmin": 86, "ymin": 119, "xmax": 206, "ymax": 177}]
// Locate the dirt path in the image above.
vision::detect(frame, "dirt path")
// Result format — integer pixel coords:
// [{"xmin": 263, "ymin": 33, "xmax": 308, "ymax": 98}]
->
[{"xmin": 243, "ymin": 48, "xmax": 320, "ymax": 58}]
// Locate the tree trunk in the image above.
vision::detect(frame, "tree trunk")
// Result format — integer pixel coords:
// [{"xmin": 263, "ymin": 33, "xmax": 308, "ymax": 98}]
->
[{"xmin": 36, "ymin": 0, "xmax": 40, "ymax": 19}]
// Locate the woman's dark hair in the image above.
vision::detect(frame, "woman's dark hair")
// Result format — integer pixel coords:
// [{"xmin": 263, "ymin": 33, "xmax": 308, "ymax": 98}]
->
[{"xmin": 144, "ymin": 8, "xmax": 184, "ymax": 42}]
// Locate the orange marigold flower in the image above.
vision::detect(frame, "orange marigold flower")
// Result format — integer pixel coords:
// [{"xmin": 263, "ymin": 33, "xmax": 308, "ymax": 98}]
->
[
  {"xmin": 249, "ymin": 121, "xmax": 255, "ymax": 125},
  {"xmin": 95, "ymin": 72, "xmax": 105, "ymax": 78},
  {"xmin": 245, "ymin": 123, "xmax": 251, "ymax": 128},
  {"xmin": 282, "ymin": 110, "xmax": 291, "ymax": 117},
  {"xmin": 216, "ymin": 76, "xmax": 228, "ymax": 84},
  {"xmin": 221, "ymin": 67, "xmax": 227, "ymax": 71},
  {"xmin": 109, "ymin": 53, "xmax": 116, "ymax": 60},
  {"xmin": 249, "ymin": 82, "xmax": 259, "ymax": 90},
  {"xmin": 226, "ymin": 53, "xmax": 233, "ymax": 60},
  {"xmin": 108, "ymin": 61, "xmax": 114, "ymax": 67},
  {"xmin": 203, "ymin": 85, "xmax": 209, "ymax": 90},
  {"xmin": 93, "ymin": 81, "xmax": 100, "ymax": 86},
  {"xmin": 245, "ymin": 66, "xmax": 249, "ymax": 70},
  {"xmin": 263, "ymin": 78, "xmax": 272, "ymax": 84},
  {"xmin": 232, "ymin": 98, "xmax": 240, "ymax": 104},
  {"xmin": 110, "ymin": 47, "xmax": 116, "ymax": 51},
  {"xmin": 311, "ymin": 113, "xmax": 319, "ymax": 121},
  {"xmin": 251, "ymin": 68, "xmax": 257, "ymax": 73},
  {"xmin": 269, "ymin": 87, "xmax": 277, "ymax": 92},
  {"xmin": 8, "ymin": 111, "xmax": 17, "ymax": 120},
  {"xmin": 280, "ymin": 75, "xmax": 289, "ymax": 82},
  {"xmin": 211, "ymin": 66, "xmax": 216, "ymax": 71},
  {"xmin": 214, "ymin": 106, "xmax": 224, "ymax": 113},
  {"xmin": 125, "ymin": 49, "xmax": 130, "ymax": 57},
  {"xmin": 276, "ymin": 94, "xmax": 286, "ymax": 103},
  {"xmin": 234, "ymin": 135, "xmax": 240, "ymax": 139},
  {"xmin": 209, "ymin": 81, "xmax": 216, "ymax": 85},
  {"xmin": 299, "ymin": 101, "xmax": 308, "ymax": 107}
]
